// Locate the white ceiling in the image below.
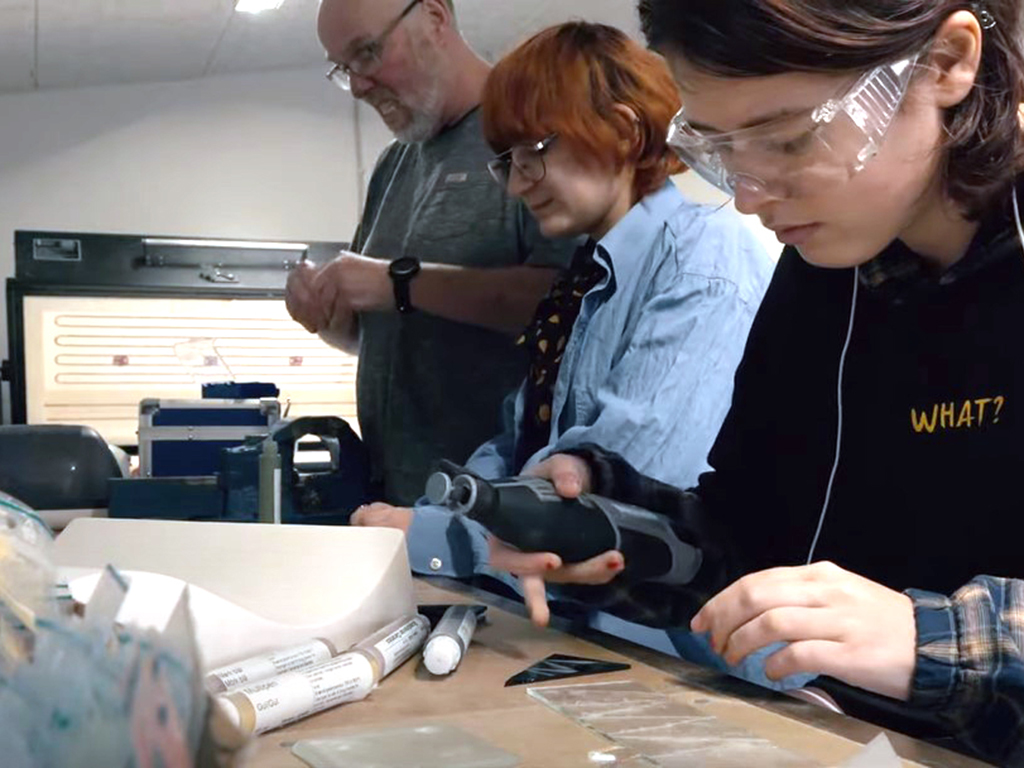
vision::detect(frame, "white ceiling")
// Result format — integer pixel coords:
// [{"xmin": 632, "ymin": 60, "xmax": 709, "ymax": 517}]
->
[{"xmin": 0, "ymin": 0, "xmax": 642, "ymax": 94}]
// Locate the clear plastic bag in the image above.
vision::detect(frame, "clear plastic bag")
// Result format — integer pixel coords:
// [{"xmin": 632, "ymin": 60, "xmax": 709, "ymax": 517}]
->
[{"xmin": 0, "ymin": 495, "xmax": 246, "ymax": 768}]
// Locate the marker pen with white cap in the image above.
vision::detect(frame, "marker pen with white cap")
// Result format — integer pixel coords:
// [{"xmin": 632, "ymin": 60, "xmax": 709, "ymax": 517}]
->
[{"xmin": 422, "ymin": 604, "xmax": 478, "ymax": 676}]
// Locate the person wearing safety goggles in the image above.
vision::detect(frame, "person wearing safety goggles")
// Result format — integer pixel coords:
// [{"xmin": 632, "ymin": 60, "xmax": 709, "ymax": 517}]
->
[
  {"xmin": 486, "ymin": 2, "xmax": 1024, "ymax": 763},
  {"xmin": 352, "ymin": 20, "xmax": 774, "ymax": 656}
]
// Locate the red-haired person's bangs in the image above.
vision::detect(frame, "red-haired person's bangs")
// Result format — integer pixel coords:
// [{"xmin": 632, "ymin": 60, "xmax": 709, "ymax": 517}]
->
[{"xmin": 482, "ymin": 22, "xmax": 685, "ymax": 199}]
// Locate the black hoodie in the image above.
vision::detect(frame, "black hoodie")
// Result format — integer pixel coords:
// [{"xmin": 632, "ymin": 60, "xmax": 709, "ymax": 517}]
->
[{"xmin": 568, "ymin": 179, "xmax": 1024, "ymax": 625}]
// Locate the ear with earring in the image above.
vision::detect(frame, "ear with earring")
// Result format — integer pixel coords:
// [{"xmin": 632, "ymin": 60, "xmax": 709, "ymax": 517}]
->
[{"xmin": 973, "ymin": 3, "xmax": 997, "ymax": 30}]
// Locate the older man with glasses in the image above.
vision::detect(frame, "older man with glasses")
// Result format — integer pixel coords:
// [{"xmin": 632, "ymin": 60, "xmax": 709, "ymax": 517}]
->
[{"xmin": 285, "ymin": 0, "xmax": 576, "ymax": 507}]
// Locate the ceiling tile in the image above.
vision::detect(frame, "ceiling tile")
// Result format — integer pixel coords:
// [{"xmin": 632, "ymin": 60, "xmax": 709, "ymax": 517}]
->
[
  {"xmin": 36, "ymin": 0, "xmax": 235, "ymax": 89},
  {"xmin": 207, "ymin": 0, "xmax": 323, "ymax": 76},
  {"xmin": 0, "ymin": 0, "xmax": 35, "ymax": 92}
]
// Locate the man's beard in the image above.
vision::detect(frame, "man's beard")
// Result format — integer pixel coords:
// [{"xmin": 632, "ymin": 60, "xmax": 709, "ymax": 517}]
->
[
  {"xmin": 389, "ymin": 34, "xmax": 446, "ymax": 143},
  {"xmin": 391, "ymin": 74, "xmax": 444, "ymax": 142}
]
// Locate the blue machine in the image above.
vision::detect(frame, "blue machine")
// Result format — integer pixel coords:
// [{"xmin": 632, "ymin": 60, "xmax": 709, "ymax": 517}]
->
[{"xmin": 110, "ymin": 415, "xmax": 372, "ymax": 525}]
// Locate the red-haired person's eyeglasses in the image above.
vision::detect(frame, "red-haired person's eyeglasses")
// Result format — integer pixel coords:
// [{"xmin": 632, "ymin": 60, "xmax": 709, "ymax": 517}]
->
[{"xmin": 487, "ymin": 135, "xmax": 558, "ymax": 188}]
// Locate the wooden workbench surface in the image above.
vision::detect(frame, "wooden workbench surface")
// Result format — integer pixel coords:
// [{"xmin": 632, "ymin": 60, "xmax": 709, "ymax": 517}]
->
[{"xmin": 246, "ymin": 578, "xmax": 991, "ymax": 768}]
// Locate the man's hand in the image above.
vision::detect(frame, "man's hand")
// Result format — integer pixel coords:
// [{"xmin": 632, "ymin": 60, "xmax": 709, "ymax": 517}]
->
[
  {"xmin": 350, "ymin": 502, "xmax": 413, "ymax": 534},
  {"xmin": 285, "ymin": 259, "xmax": 359, "ymax": 352},
  {"xmin": 314, "ymin": 252, "xmax": 393, "ymax": 314},
  {"xmin": 285, "ymin": 262, "xmax": 328, "ymax": 333},
  {"xmin": 691, "ymin": 561, "xmax": 916, "ymax": 700},
  {"xmin": 487, "ymin": 453, "xmax": 620, "ymax": 627}
]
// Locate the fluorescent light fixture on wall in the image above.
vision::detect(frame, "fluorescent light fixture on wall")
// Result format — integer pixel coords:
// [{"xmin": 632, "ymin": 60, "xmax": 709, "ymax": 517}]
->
[{"xmin": 236, "ymin": 0, "xmax": 285, "ymax": 13}]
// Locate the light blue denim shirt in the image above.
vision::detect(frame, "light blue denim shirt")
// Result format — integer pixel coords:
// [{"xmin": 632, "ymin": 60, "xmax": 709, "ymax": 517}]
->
[
  {"xmin": 407, "ymin": 180, "xmax": 772, "ymax": 569},
  {"xmin": 405, "ymin": 181, "xmax": 783, "ymax": 675}
]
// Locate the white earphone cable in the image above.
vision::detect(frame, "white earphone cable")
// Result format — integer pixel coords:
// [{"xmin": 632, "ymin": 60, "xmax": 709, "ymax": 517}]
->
[
  {"xmin": 1012, "ymin": 184, "xmax": 1024, "ymax": 257},
  {"xmin": 806, "ymin": 266, "xmax": 858, "ymax": 564}
]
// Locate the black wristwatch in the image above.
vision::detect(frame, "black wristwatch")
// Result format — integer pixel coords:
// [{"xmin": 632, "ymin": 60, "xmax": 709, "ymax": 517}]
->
[{"xmin": 388, "ymin": 257, "xmax": 421, "ymax": 314}]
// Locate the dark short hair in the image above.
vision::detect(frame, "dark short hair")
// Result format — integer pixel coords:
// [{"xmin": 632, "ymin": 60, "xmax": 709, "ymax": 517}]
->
[
  {"xmin": 482, "ymin": 22, "xmax": 685, "ymax": 199},
  {"xmin": 637, "ymin": 0, "xmax": 1024, "ymax": 219}
]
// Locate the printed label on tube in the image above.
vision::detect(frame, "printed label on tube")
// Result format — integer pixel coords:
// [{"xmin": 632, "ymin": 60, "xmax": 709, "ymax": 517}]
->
[
  {"xmin": 373, "ymin": 616, "xmax": 430, "ymax": 678},
  {"xmin": 207, "ymin": 639, "xmax": 334, "ymax": 692},
  {"xmin": 236, "ymin": 652, "xmax": 375, "ymax": 734}
]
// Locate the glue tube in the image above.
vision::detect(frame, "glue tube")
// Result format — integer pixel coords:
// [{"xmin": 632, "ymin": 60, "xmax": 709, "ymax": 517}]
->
[
  {"xmin": 354, "ymin": 610, "xmax": 432, "ymax": 679},
  {"xmin": 204, "ymin": 637, "xmax": 341, "ymax": 693},
  {"xmin": 219, "ymin": 613, "xmax": 430, "ymax": 735},
  {"xmin": 422, "ymin": 605, "xmax": 477, "ymax": 675}
]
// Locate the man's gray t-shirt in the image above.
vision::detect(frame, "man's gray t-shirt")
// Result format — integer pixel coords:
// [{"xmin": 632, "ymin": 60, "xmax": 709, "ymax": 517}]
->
[{"xmin": 352, "ymin": 108, "xmax": 574, "ymax": 504}]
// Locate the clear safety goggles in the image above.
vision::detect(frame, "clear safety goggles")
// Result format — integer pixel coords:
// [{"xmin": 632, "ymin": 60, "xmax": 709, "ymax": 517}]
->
[{"xmin": 667, "ymin": 52, "xmax": 922, "ymax": 198}]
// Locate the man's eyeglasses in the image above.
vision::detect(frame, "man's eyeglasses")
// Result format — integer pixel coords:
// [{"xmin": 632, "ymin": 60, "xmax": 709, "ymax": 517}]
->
[
  {"xmin": 487, "ymin": 135, "xmax": 558, "ymax": 188},
  {"xmin": 325, "ymin": 0, "xmax": 422, "ymax": 92}
]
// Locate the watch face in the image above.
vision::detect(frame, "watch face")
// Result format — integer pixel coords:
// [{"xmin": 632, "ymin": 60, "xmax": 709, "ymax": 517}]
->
[{"xmin": 390, "ymin": 257, "xmax": 420, "ymax": 279}]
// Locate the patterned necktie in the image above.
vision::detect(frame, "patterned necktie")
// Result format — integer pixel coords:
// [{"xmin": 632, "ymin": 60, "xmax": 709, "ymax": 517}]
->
[{"xmin": 513, "ymin": 239, "xmax": 604, "ymax": 472}]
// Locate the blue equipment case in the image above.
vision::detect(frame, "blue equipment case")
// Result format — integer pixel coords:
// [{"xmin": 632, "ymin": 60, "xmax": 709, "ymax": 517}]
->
[{"xmin": 138, "ymin": 398, "xmax": 280, "ymax": 478}]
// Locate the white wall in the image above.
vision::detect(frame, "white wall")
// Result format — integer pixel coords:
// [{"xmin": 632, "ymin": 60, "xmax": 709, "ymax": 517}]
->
[{"xmin": 0, "ymin": 66, "xmax": 393, "ymax": 419}]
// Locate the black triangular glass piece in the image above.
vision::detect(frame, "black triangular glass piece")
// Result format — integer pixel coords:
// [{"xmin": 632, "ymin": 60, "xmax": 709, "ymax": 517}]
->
[{"xmin": 504, "ymin": 653, "xmax": 631, "ymax": 687}]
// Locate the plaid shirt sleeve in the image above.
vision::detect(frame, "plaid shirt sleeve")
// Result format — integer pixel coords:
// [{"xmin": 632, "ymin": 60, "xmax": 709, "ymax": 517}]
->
[{"xmin": 908, "ymin": 577, "xmax": 1024, "ymax": 765}]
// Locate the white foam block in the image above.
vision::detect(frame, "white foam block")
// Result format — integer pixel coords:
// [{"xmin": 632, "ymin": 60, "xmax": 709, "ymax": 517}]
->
[{"xmin": 53, "ymin": 519, "xmax": 415, "ymax": 670}]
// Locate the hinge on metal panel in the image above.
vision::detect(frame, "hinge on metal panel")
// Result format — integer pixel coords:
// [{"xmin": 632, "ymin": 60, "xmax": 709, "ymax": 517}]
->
[{"xmin": 199, "ymin": 266, "xmax": 239, "ymax": 283}]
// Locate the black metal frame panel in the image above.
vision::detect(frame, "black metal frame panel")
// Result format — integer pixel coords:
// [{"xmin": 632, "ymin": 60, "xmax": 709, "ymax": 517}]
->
[{"xmin": 4, "ymin": 230, "xmax": 346, "ymax": 425}]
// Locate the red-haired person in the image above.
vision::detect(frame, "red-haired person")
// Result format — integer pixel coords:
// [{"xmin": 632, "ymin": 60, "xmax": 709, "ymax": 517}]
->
[{"xmin": 353, "ymin": 21, "xmax": 773, "ymax": 657}]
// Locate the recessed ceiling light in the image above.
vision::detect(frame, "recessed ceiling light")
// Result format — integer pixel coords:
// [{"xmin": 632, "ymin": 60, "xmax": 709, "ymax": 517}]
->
[{"xmin": 236, "ymin": 0, "xmax": 285, "ymax": 13}]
